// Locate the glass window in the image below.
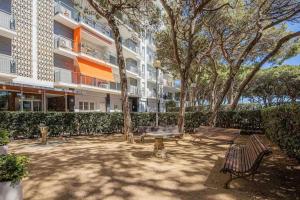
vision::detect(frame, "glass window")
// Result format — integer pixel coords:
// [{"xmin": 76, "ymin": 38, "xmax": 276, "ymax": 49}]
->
[
  {"xmin": 84, "ymin": 102, "xmax": 89, "ymax": 110},
  {"xmin": 79, "ymin": 102, "xmax": 83, "ymax": 110},
  {"xmin": 23, "ymin": 101, "xmax": 32, "ymax": 111},
  {"xmin": 33, "ymin": 101, "xmax": 41, "ymax": 112},
  {"xmin": 0, "ymin": 91, "xmax": 8, "ymax": 111},
  {"xmin": 90, "ymin": 102, "xmax": 95, "ymax": 110}
]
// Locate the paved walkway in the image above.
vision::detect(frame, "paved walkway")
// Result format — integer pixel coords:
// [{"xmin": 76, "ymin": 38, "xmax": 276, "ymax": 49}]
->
[{"xmin": 9, "ymin": 134, "xmax": 300, "ymax": 200}]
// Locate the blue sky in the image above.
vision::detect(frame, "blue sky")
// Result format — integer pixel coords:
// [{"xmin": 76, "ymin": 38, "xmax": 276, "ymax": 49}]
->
[{"xmin": 283, "ymin": 23, "xmax": 300, "ymax": 66}]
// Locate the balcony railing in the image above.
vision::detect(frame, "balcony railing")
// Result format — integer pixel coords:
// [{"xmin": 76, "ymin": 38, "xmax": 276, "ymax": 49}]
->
[
  {"xmin": 0, "ymin": 9, "xmax": 15, "ymax": 31},
  {"xmin": 147, "ymin": 71, "xmax": 156, "ymax": 81},
  {"xmin": 126, "ymin": 64, "xmax": 140, "ymax": 75},
  {"xmin": 80, "ymin": 42, "xmax": 109, "ymax": 62},
  {"xmin": 54, "ymin": 67, "xmax": 73, "ymax": 83},
  {"xmin": 0, "ymin": 54, "xmax": 16, "ymax": 75},
  {"xmin": 128, "ymin": 85, "xmax": 139, "ymax": 96},
  {"xmin": 54, "ymin": 69, "xmax": 121, "ymax": 92},
  {"xmin": 54, "ymin": 1, "xmax": 80, "ymax": 21},
  {"xmin": 163, "ymin": 79, "xmax": 174, "ymax": 87},
  {"xmin": 147, "ymin": 90, "xmax": 157, "ymax": 98},
  {"xmin": 123, "ymin": 39, "xmax": 139, "ymax": 54},
  {"xmin": 54, "ymin": 35, "xmax": 73, "ymax": 51},
  {"xmin": 80, "ymin": 16, "xmax": 113, "ymax": 38}
]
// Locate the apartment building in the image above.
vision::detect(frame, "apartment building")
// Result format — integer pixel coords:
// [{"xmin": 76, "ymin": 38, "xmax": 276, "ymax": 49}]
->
[{"xmin": 0, "ymin": 0, "xmax": 179, "ymax": 112}]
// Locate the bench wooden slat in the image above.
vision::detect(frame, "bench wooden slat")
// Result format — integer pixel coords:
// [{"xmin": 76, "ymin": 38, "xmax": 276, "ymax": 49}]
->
[{"xmin": 220, "ymin": 134, "xmax": 272, "ymax": 188}]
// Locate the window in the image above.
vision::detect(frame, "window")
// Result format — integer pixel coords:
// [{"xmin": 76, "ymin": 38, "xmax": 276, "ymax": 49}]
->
[
  {"xmin": 84, "ymin": 102, "xmax": 89, "ymax": 110},
  {"xmin": 79, "ymin": 101, "xmax": 95, "ymax": 111},
  {"xmin": 90, "ymin": 102, "xmax": 95, "ymax": 111},
  {"xmin": 79, "ymin": 102, "xmax": 84, "ymax": 110}
]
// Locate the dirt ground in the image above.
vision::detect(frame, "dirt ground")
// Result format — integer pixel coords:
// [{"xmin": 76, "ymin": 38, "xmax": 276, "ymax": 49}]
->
[{"xmin": 9, "ymin": 134, "xmax": 300, "ymax": 200}]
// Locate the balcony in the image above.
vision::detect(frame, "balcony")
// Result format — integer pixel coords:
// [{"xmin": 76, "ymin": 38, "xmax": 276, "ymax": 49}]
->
[
  {"xmin": 147, "ymin": 71, "xmax": 157, "ymax": 82},
  {"xmin": 0, "ymin": 54, "xmax": 17, "ymax": 79},
  {"xmin": 0, "ymin": 9, "xmax": 16, "ymax": 39},
  {"xmin": 127, "ymin": 66, "xmax": 140, "ymax": 75},
  {"xmin": 54, "ymin": 1, "xmax": 80, "ymax": 28},
  {"xmin": 147, "ymin": 90, "xmax": 157, "ymax": 98},
  {"xmin": 80, "ymin": 16, "xmax": 113, "ymax": 39},
  {"xmin": 54, "ymin": 35, "xmax": 77, "ymax": 58},
  {"xmin": 128, "ymin": 85, "xmax": 139, "ymax": 96},
  {"xmin": 79, "ymin": 42, "xmax": 109, "ymax": 63},
  {"xmin": 54, "ymin": 68, "xmax": 121, "ymax": 93},
  {"xmin": 163, "ymin": 79, "xmax": 174, "ymax": 88},
  {"xmin": 54, "ymin": 67, "xmax": 75, "ymax": 85},
  {"xmin": 123, "ymin": 39, "xmax": 139, "ymax": 54}
]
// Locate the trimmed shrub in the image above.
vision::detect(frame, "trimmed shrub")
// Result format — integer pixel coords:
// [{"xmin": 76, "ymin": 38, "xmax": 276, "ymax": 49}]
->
[
  {"xmin": 216, "ymin": 110, "xmax": 262, "ymax": 133},
  {"xmin": 0, "ymin": 110, "xmax": 262, "ymax": 138},
  {"xmin": 0, "ymin": 129, "xmax": 10, "ymax": 146},
  {"xmin": 262, "ymin": 105, "xmax": 300, "ymax": 160},
  {"xmin": 0, "ymin": 154, "xmax": 29, "ymax": 185}
]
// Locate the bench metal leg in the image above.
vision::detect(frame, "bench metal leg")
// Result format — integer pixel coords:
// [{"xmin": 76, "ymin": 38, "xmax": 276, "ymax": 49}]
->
[{"xmin": 224, "ymin": 174, "xmax": 233, "ymax": 189}]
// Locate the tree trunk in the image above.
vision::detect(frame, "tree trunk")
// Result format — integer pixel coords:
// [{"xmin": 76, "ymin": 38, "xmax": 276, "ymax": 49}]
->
[
  {"xmin": 178, "ymin": 75, "xmax": 187, "ymax": 134},
  {"xmin": 210, "ymin": 73, "xmax": 218, "ymax": 111},
  {"xmin": 108, "ymin": 18, "xmax": 134, "ymax": 143},
  {"xmin": 209, "ymin": 71, "xmax": 236, "ymax": 126},
  {"xmin": 230, "ymin": 66, "xmax": 260, "ymax": 109}
]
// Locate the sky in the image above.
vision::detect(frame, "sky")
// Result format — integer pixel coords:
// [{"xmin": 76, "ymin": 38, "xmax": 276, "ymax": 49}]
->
[{"xmin": 283, "ymin": 23, "xmax": 300, "ymax": 66}]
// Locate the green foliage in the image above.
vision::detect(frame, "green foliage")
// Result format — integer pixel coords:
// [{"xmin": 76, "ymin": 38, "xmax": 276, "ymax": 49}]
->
[
  {"xmin": 0, "ymin": 129, "xmax": 10, "ymax": 146},
  {"xmin": 165, "ymin": 100, "xmax": 177, "ymax": 112},
  {"xmin": 0, "ymin": 154, "xmax": 29, "ymax": 185},
  {"xmin": 0, "ymin": 111, "xmax": 263, "ymax": 137},
  {"xmin": 262, "ymin": 104, "xmax": 300, "ymax": 160},
  {"xmin": 244, "ymin": 66, "xmax": 300, "ymax": 106},
  {"xmin": 216, "ymin": 110, "xmax": 262, "ymax": 134}
]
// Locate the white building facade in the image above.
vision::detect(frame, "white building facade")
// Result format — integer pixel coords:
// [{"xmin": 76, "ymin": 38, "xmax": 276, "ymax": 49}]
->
[{"xmin": 0, "ymin": 0, "xmax": 180, "ymax": 112}]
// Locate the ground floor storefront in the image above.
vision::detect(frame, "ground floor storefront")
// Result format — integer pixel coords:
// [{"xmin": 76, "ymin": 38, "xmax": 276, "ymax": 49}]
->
[
  {"xmin": 0, "ymin": 84, "xmax": 75, "ymax": 112},
  {"xmin": 0, "ymin": 84, "xmax": 169, "ymax": 113}
]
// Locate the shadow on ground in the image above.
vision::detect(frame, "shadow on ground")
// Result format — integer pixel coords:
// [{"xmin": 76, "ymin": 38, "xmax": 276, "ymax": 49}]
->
[{"xmin": 9, "ymin": 134, "xmax": 300, "ymax": 200}]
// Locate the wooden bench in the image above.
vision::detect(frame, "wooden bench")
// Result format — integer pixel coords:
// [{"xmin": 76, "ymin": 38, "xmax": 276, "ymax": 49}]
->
[
  {"xmin": 220, "ymin": 134, "xmax": 272, "ymax": 188},
  {"xmin": 136, "ymin": 126, "xmax": 182, "ymax": 143}
]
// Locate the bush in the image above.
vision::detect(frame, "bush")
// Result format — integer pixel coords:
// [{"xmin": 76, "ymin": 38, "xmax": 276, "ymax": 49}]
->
[
  {"xmin": 216, "ymin": 110, "xmax": 262, "ymax": 133},
  {"xmin": 165, "ymin": 100, "xmax": 177, "ymax": 112},
  {"xmin": 0, "ymin": 154, "xmax": 29, "ymax": 185},
  {"xmin": 0, "ymin": 129, "xmax": 10, "ymax": 146},
  {"xmin": 262, "ymin": 104, "xmax": 300, "ymax": 161},
  {"xmin": 0, "ymin": 110, "xmax": 263, "ymax": 138}
]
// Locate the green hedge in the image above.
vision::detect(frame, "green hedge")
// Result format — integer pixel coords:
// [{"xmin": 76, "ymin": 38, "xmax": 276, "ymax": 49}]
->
[
  {"xmin": 262, "ymin": 105, "xmax": 300, "ymax": 161},
  {"xmin": 0, "ymin": 110, "xmax": 260, "ymax": 138},
  {"xmin": 216, "ymin": 110, "xmax": 262, "ymax": 133}
]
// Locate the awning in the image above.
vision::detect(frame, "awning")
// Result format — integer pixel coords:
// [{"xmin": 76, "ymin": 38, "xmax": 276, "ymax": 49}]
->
[{"xmin": 77, "ymin": 57, "xmax": 114, "ymax": 82}]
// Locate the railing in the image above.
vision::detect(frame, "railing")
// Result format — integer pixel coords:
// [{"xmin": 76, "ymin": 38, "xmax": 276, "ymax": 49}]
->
[
  {"xmin": 54, "ymin": 35, "xmax": 73, "ymax": 51},
  {"xmin": 54, "ymin": 69, "xmax": 121, "ymax": 92},
  {"xmin": 109, "ymin": 55, "xmax": 117, "ymax": 65},
  {"xmin": 0, "ymin": 9, "xmax": 15, "ymax": 31},
  {"xmin": 126, "ymin": 64, "xmax": 140, "ymax": 75},
  {"xmin": 147, "ymin": 90, "xmax": 157, "ymax": 98},
  {"xmin": 54, "ymin": 1, "xmax": 80, "ymax": 21},
  {"xmin": 147, "ymin": 71, "xmax": 156, "ymax": 81},
  {"xmin": 123, "ymin": 39, "xmax": 139, "ymax": 54},
  {"xmin": 163, "ymin": 79, "xmax": 174, "ymax": 87},
  {"xmin": 80, "ymin": 15, "xmax": 113, "ymax": 38},
  {"xmin": 128, "ymin": 85, "xmax": 139, "ymax": 95},
  {"xmin": 110, "ymin": 82, "xmax": 121, "ymax": 91},
  {"xmin": 80, "ymin": 42, "xmax": 109, "ymax": 62},
  {"xmin": 0, "ymin": 54, "xmax": 16, "ymax": 74},
  {"xmin": 54, "ymin": 67, "xmax": 73, "ymax": 83}
]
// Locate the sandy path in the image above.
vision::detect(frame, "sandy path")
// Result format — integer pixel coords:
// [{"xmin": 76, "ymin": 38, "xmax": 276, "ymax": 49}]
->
[{"xmin": 9, "ymin": 135, "xmax": 299, "ymax": 200}]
